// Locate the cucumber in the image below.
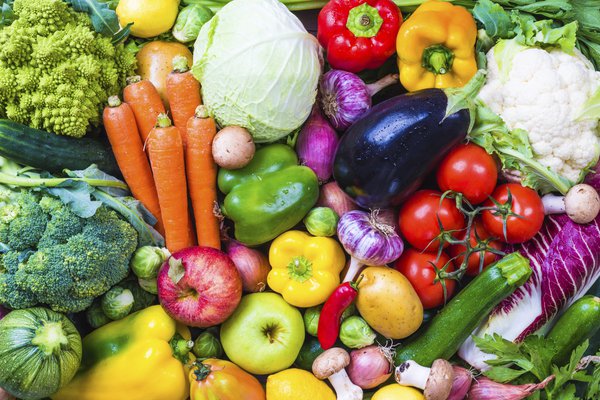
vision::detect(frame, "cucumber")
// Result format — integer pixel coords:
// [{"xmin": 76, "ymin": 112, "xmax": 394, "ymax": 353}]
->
[
  {"xmin": 294, "ymin": 336, "xmax": 325, "ymax": 371},
  {"xmin": 0, "ymin": 119, "xmax": 119, "ymax": 176},
  {"xmin": 546, "ymin": 295, "xmax": 600, "ymax": 365},
  {"xmin": 394, "ymin": 252, "xmax": 532, "ymax": 367}
]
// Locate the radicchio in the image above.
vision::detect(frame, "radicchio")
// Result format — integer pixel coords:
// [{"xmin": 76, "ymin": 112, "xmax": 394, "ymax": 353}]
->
[
  {"xmin": 585, "ymin": 161, "xmax": 600, "ymax": 192},
  {"xmin": 459, "ymin": 214, "xmax": 600, "ymax": 370}
]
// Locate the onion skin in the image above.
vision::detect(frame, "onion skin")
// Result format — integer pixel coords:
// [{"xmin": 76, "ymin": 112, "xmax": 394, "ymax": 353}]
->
[
  {"xmin": 372, "ymin": 208, "xmax": 400, "ymax": 235},
  {"xmin": 0, "ymin": 305, "xmax": 9, "ymax": 320},
  {"xmin": 347, "ymin": 345, "xmax": 393, "ymax": 389},
  {"xmin": 447, "ymin": 366, "xmax": 473, "ymax": 400},
  {"xmin": 468, "ymin": 376, "xmax": 554, "ymax": 400},
  {"xmin": 317, "ymin": 181, "xmax": 359, "ymax": 217},
  {"xmin": 0, "ymin": 387, "xmax": 14, "ymax": 400},
  {"xmin": 337, "ymin": 210, "xmax": 404, "ymax": 266},
  {"xmin": 226, "ymin": 240, "xmax": 271, "ymax": 293},
  {"xmin": 296, "ymin": 107, "xmax": 339, "ymax": 183}
]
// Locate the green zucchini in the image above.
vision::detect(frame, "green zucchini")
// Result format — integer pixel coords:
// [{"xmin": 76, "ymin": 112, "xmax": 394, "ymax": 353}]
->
[
  {"xmin": 294, "ymin": 335, "xmax": 325, "ymax": 371},
  {"xmin": 546, "ymin": 295, "xmax": 600, "ymax": 365},
  {"xmin": 394, "ymin": 252, "xmax": 532, "ymax": 367},
  {"xmin": 0, "ymin": 119, "xmax": 119, "ymax": 176}
]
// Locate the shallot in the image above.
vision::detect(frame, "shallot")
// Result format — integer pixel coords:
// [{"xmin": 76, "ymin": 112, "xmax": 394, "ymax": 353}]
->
[
  {"xmin": 347, "ymin": 344, "xmax": 394, "ymax": 389},
  {"xmin": 296, "ymin": 107, "xmax": 339, "ymax": 183},
  {"xmin": 468, "ymin": 375, "xmax": 554, "ymax": 400},
  {"xmin": 317, "ymin": 181, "xmax": 359, "ymax": 217},
  {"xmin": 226, "ymin": 240, "xmax": 271, "ymax": 293}
]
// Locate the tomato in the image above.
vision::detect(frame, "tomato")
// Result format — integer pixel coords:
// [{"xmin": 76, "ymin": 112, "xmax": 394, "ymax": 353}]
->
[
  {"xmin": 447, "ymin": 219, "xmax": 502, "ymax": 276},
  {"xmin": 436, "ymin": 143, "xmax": 498, "ymax": 204},
  {"xmin": 398, "ymin": 190, "xmax": 466, "ymax": 251},
  {"xmin": 481, "ymin": 183, "xmax": 545, "ymax": 244},
  {"xmin": 393, "ymin": 248, "xmax": 456, "ymax": 309}
]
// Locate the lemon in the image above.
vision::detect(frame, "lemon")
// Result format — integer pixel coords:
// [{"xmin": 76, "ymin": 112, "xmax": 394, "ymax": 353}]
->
[
  {"xmin": 116, "ymin": 0, "xmax": 180, "ymax": 39},
  {"xmin": 266, "ymin": 369, "xmax": 335, "ymax": 400},
  {"xmin": 372, "ymin": 384, "xmax": 425, "ymax": 400}
]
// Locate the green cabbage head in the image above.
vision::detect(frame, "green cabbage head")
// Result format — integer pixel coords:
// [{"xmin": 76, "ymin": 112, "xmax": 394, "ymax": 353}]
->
[{"xmin": 192, "ymin": 0, "xmax": 322, "ymax": 143}]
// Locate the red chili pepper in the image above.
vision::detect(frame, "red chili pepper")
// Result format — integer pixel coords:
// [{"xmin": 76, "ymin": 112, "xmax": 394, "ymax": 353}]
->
[
  {"xmin": 317, "ymin": 0, "xmax": 402, "ymax": 73},
  {"xmin": 317, "ymin": 276, "xmax": 363, "ymax": 350}
]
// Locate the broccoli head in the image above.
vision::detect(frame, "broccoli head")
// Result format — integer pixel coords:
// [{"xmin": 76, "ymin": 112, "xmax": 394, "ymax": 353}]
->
[
  {"xmin": 0, "ymin": 191, "xmax": 138, "ymax": 313},
  {"xmin": 0, "ymin": 0, "xmax": 136, "ymax": 137}
]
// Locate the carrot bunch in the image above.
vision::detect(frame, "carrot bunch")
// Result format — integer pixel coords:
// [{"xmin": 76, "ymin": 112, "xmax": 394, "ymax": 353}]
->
[{"xmin": 103, "ymin": 56, "xmax": 221, "ymax": 253}]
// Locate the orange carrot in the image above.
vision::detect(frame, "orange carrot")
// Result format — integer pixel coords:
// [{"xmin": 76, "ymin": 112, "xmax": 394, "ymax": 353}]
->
[
  {"xmin": 166, "ymin": 56, "xmax": 202, "ymax": 146},
  {"xmin": 123, "ymin": 76, "xmax": 166, "ymax": 142},
  {"xmin": 102, "ymin": 96, "xmax": 164, "ymax": 235},
  {"xmin": 147, "ymin": 113, "xmax": 194, "ymax": 252},
  {"xmin": 186, "ymin": 106, "xmax": 221, "ymax": 249}
]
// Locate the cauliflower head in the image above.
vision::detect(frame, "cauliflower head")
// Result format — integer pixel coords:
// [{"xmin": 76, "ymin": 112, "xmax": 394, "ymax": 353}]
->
[
  {"xmin": 479, "ymin": 43, "xmax": 600, "ymax": 183},
  {"xmin": 0, "ymin": 191, "xmax": 138, "ymax": 313},
  {"xmin": 0, "ymin": 0, "xmax": 136, "ymax": 138}
]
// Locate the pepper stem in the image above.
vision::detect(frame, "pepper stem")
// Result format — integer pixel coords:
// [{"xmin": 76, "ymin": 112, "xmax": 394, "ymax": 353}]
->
[
  {"xmin": 31, "ymin": 321, "xmax": 69, "ymax": 356},
  {"xmin": 169, "ymin": 333, "xmax": 194, "ymax": 364},
  {"xmin": 422, "ymin": 45, "xmax": 455, "ymax": 75},
  {"xmin": 346, "ymin": 3, "xmax": 384, "ymax": 38},
  {"xmin": 287, "ymin": 256, "xmax": 313, "ymax": 283}
]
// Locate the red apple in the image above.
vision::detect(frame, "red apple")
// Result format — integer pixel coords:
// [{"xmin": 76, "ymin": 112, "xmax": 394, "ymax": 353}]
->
[{"xmin": 157, "ymin": 246, "xmax": 242, "ymax": 327}]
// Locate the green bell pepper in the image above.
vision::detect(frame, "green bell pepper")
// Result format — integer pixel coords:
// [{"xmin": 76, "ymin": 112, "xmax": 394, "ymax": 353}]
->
[{"xmin": 219, "ymin": 144, "xmax": 319, "ymax": 246}]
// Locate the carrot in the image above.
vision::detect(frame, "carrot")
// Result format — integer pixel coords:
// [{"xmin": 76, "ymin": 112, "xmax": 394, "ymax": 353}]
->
[
  {"xmin": 123, "ymin": 76, "xmax": 166, "ymax": 142},
  {"xmin": 186, "ymin": 105, "xmax": 221, "ymax": 249},
  {"xmin": 147, "ymin": 113, "xmax": 194, "ymax": 252},
  {"xmin": 166, "ymin": 56, "xmax": 202, "ymax": 146},
  {"xmin": 102, "ymin": 96, "xmax": 164, "ymax": 235}
]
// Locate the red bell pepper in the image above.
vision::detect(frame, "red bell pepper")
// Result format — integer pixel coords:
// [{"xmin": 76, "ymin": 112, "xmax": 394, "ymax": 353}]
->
[{"xmin": 317, "ymin": 0, "xmax": 402, "ymax": 73}]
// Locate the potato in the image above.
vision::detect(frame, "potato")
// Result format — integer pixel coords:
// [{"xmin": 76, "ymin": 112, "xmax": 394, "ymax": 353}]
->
[
  {"xmin": 356, "ymin": 266, "xmax": 423, "ymax": 339},
  {"xmin": 212, "ymin": 126, "xmax": 256, "ymax": 169},
  {"xmin": 136, "ymin": 41, "xmax": 194, "ymax": 107}
]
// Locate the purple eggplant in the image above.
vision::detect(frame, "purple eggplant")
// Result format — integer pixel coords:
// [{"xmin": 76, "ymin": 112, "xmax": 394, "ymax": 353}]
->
[{"xmin": 333, "ymin": 71, "xmax": 486, "ymax": 208}]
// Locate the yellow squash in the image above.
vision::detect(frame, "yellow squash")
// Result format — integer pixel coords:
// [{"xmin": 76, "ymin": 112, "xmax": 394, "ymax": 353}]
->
[
  {"xmin": 52, "ymin": 306, "xmax": 193, "ymax": 400},
  {"xmin": 268, "ymin": 230, "xmax": 345, "ymax": 308},
  {"xmin": 396, "ymin": 0, "xmax": 477, "ymax": 91}
]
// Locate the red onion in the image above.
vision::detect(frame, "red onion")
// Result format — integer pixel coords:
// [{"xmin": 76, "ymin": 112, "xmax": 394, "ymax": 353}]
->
[
  {"xmin": 317, "ymin": 181, "xmax": 359, "ymax": 217},
  {"xmin": 226, "ymin": 240, "xmax": 270, "ymax": 293},
  {"xmin": 337, "ymin": 210, "xmax": 404, "ymax": 282},
  {"xmin": 347, "ymin": 344, "xmax": 394, "ymax": 389},
  {"xmin": 468, "ymin": 375, "xmax": 554, "ymax": 400},
  {"xmin": 296, "ymin": 107, "xmax": 339, "ymax": 183},
  {"xmin": 447, "ymin": 366, "xmax": 473, "ymax": 400},
  {"xmin": 320, "ymin": 70, "xmax": 398, "ymax": 131}
]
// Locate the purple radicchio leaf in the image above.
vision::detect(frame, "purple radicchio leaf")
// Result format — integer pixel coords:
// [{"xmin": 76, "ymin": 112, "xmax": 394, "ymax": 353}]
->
[
  {"xmin": 585, "ymin": 161, "xmax": 600, "ymax": 192},
  {"xmin": 459, "ymin": 214, "xmax": 600, "ymax": 370}
]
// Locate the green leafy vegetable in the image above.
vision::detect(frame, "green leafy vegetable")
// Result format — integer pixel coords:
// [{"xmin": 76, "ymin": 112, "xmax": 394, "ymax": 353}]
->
[
  {"xmin": 473, "ymin": 0, "xmax": 514, "ymax": 39},
  {"xmin": 65, "ymin": 0, "xmax": 130, "ymax": 42},
  {"xmin": 0, "ymin": 0, "xmax": 14, "ymax": 27}
]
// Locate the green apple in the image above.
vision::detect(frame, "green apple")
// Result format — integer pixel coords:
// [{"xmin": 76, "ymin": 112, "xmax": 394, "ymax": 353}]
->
[{"xmin": 220, "ymin": 292, "xmax": 305, "ymax": 375}]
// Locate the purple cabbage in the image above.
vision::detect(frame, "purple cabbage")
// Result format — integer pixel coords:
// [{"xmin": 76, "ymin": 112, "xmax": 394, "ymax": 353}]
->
[
  {"xmin": 459, "ymin": 214, "xmax": 600, "ymax": 370},
  {"xmin": 585, "ymin": 161, "xmax": 600, "ymax": 192}
]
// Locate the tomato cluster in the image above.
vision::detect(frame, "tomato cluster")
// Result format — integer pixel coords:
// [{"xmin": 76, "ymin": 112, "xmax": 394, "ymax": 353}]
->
[{"xmin": 394, "ymin": 143, "xmax": 545, "ymax": 309}]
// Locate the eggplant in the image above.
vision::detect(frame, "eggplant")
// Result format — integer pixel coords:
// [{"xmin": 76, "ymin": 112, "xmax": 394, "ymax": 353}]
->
[{"xmin": 333, "ymin": 71, "xmax": 486, "ymax": 208}]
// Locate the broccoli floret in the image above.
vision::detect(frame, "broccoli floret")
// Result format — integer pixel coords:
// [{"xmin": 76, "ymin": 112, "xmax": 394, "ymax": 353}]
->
[
  {"xmin": 0, "ymin": 191, "xmax": 138, "ymax": 313},
  {"xmin": 0, "ymin": 0, "xmax": 136, "ymax": 137},
  {"xmin": 0, "ymin": 191, "xmax": 48, "ymax": 251}
]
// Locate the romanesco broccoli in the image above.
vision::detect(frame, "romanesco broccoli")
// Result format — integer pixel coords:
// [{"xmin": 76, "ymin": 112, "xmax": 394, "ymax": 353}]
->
[
  {"xmin": 0, "ymin": 191, "xmax": 138, "ymax": 313},
  {"xmin": 0, "ymin": 0, "xmax": 136, "ymax": 138}
]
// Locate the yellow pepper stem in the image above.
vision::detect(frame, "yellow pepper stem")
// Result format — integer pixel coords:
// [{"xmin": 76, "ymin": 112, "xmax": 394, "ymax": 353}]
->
[
  {"xmin": 287, "ymin": 255, "xmax": 313, "ymax": 283},
  {"xmin": 169, "ymin": 333, "xmax": 194, "ymax": 364},
  {"xmin": 422, "ymin": 44, "xmax": 455, "ymax": 75}
]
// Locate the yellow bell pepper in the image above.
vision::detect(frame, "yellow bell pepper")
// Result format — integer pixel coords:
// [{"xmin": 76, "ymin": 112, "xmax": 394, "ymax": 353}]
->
[
  {"xmin": 268, "ymin": 230, "xmax": 346, "ymax": 308},
  {"xmin": 52, "ymin": 305, "xmax": 194, "ymax": 400},
  {"xmin": 396, "ymin": 0, "xmax": 478, "ymax": 91}
]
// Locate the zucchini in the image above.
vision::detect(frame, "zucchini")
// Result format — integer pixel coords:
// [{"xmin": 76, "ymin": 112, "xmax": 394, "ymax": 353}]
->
[
  {"xmin": 0, "ymin": 119, "xmax": 119, "ymax": 176},
  {"xmin": 546, "ymin": 295, "xmax": 600, "ymax": 365},
  {"xmin": 394, "ymin": 252, "xmax": 532, "ymax": 366}
]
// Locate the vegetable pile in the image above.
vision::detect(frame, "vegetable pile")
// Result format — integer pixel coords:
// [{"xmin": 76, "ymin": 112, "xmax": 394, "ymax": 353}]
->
[{"xmin": 0, "ymin": 0, "xmax": 599, "ymax": 399}]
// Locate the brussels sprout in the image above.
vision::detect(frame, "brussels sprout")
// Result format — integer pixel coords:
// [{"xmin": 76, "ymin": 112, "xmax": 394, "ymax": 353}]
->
[
  {"xmin": 339, "ymin": 316, "xmax": 376, "ymax": 349},
  {"xmin": 304, "ymin": 207, "xmax": 339, "ymax": 237},
  {"xmin": 192, "ymin": 332, "xmax": 223, "ymax": 360},
  {"xmin": 101, "ymin": 286, "xmax": 134, "ymax": 320},
  {"xmin": 138, "ymin": 277, "xmax": 158, "ymax": 295},
  {"xmin": 130, "ymin": 246, "xmax": 167, "ymax": 279},
  {"xmin": 173, "ymin": 4, "xmax": 213, "ymax": 43},
  {"xmin": 86, "ymin": 300, "xmax": 111, "ymax": 329},
  {"xmin": 303, "ymin": 305, "xmax": 321, "ymax": 337},
  {"xmin": 121, "ymin": 278, "xmax": 157, "ymax": 311}
]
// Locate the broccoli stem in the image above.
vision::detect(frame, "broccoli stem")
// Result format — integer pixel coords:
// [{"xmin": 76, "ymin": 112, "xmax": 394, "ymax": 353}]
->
[{"xmin": 0, "ymin": 172, "xmax": 129, "ymax": 190}]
